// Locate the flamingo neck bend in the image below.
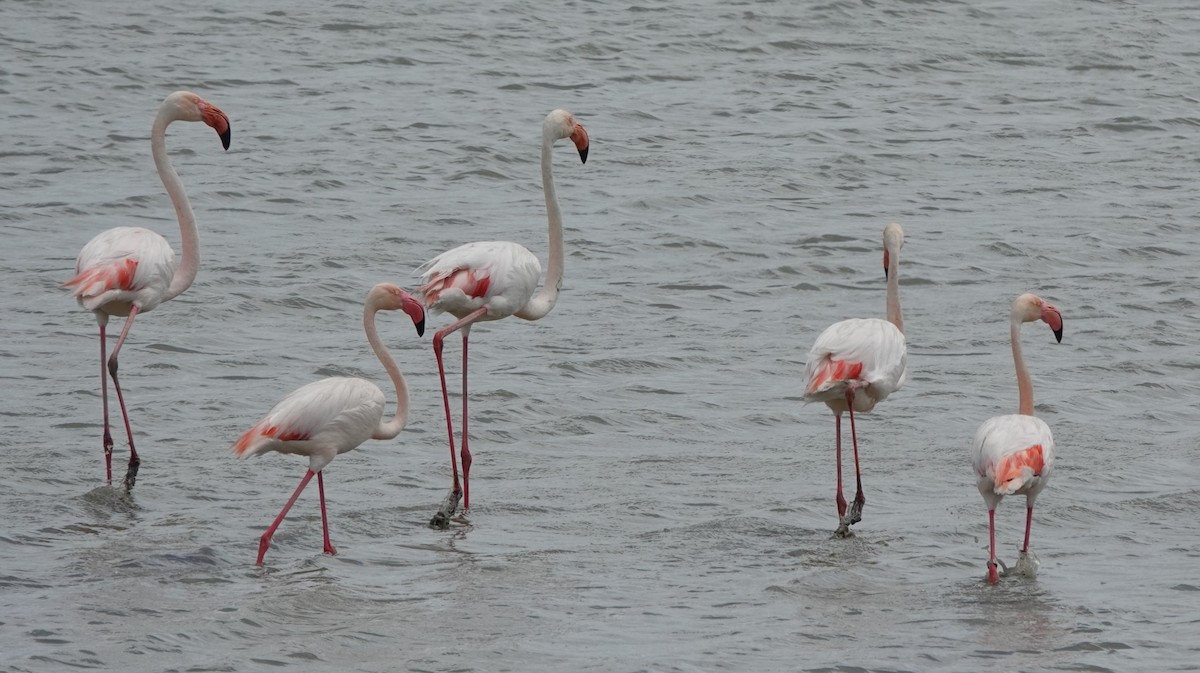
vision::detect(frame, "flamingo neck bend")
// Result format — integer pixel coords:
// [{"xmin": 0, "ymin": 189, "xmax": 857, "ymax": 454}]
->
[
  {"xmin": 363, "ymin": 299, "xmax": 411, "ymax": 440},
  {"xmin": 154, "ymin": 103, "xmax": 201, "ymax": 302},
  {"xmin": 514, "ymin": 125, "xmax": 565, "ymax": 321}
]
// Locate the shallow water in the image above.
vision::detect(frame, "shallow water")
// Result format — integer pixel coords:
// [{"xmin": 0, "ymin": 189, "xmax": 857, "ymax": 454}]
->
[{"xmin": 3, "ymin": 0, "xmax": 1200, "ymax": 671}]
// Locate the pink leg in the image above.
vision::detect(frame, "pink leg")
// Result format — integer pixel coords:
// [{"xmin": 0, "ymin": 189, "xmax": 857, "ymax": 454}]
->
[
  {"xmin": 460, "ymin": 330, "xmax": 473, "ymax": 511},
  {"xmin": 317, "ymin": 471, "xmax": 337, "ymax": 556},
  {"xmin": 430, "ymin": 308, "xmax": 487, "ymax": 522},
  {"xmin": 433, "ymin": 329, "xmax": 461, "ymax": 495},
  {"xmin": 108, "ymin": 307, "xmax": 142, "ymax": 491},
  {"xmin": 834, "ymin": 413, "xmax": 847, "ymax": 519},
  {"xmin": 1021, "ymin": 505, "xmax": 1033, "ymax": 553},
  {"xmin": 845, "ymin": 389, "xmax": 865, "ymax": 524},
  {"xmin": 97, "ymin": 318, "xmax": 114, "ymax": 485},
  {"xmin": 257, "ymin": 469, "xmax": 316, "ymax": 566},
  {"xmin": 987, "ymin": 508, "xmax": 1000, "ymax": 584}
]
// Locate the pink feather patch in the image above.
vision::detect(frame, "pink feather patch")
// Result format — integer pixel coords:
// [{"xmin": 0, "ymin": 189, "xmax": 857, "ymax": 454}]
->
[
  {"xmin": 806, "ymin": 359, "xmax": 864, "ymax": 395},
  {"xmin": 63, "ymin": 259, "xmax": 139, "ymax": 296},
  {"xmin": 419, "ymin": 268, "xmax": 491, "ymax": 305},
  {"xmin": 994, "ymin": 444, "xmax": 1045, "ymax": 486}
]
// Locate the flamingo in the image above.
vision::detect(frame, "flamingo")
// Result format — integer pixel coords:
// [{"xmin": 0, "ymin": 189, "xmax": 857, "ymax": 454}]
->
[
  {"xmin": 802, "ymin": 223, "xmax": 908, "ymax": 537},
  {"xmin": 417, "ymin": 109, "xmax": 589, "ymax": 528},
  {"xmin": 972, "ymin": 292, "xmax": 1063, "ymax": 584},
  {"xmin": 231, "ymin": 283, "xmax": 426, "ymax": 566},
  {"xmin": 63, "ymin": 91, "xmax": 231, "ymax": 491}
]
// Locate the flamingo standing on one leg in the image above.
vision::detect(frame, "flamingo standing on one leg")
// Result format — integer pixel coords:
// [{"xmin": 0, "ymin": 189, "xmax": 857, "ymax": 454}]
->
[
  {"xmin": 972, "ymin": 292, "xmax": 1062, "ymax": 584},
  {"xmin": 63, "ymin": 91, "xmax": 231, "ymax": 491},
  {"xmin": 231, "ymin": 284, "xmax": 426, "ymax": 566},
  {"xmin": 418, "ymin": 109, "xmax": 589, "ymax": 528},
  {"xmin": 803, "ymin": 223, "xmax": 908, "ymax": 537}
]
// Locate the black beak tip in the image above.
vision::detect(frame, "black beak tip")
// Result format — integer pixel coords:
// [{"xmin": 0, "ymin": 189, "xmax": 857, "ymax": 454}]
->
[
  {"xmin": 884, "ymin": 267, "xmax": 889, "ymax": 280},
  {"xmin": 219, "ymin": 128, "xmax": 232, "ymax": 151},
  {"xmin": 578, "ymin": 147, "xmax": 588, "ymax": 164},
  {"xmin": 415, "ymin": 319, "xmax": 426, "ymax": 338},
  {"xmin": 1053, "ymin": 327, "xmax": 1063, "ymax": 343}
]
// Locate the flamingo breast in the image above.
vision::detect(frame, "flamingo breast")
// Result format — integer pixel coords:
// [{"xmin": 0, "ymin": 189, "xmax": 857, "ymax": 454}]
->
[
  {"xmin": 66, "ymin": 227, "xmax": 177, "ymax": 314},
  {"xmin": 416, "ymin": 240, "xmax": 541, "ymax": 320}
]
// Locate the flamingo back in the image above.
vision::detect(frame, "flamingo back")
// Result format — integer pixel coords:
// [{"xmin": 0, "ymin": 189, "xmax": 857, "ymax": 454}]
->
[
  {"xmin": 65, "ymin": 226, "xmax": 177, "ymax": 313},
  {"xmin": 232, "ymin": 377, "xmax": 385, "ymax": 472},
  {"xmin": 416, "ymin": 240, "xmax": 541, "ymax": 320},
  {"xmin": 972, "ymin": 414, "xmax": 1055, "ymax": 498},
  {"xmin": 803, "ymin": 317, "xmax": 907, "ymax": 412}
]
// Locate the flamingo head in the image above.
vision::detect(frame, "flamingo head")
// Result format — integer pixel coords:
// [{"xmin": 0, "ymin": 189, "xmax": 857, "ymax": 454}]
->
[
  {"xmin": 882, "ymin": 222, "xmax": 904, "ymax": 278},
  {"xmin": 1014, "ymin": 293, "xmax": 1063, "ymax": 343},
  {"xmin": 986, "ymin": 560, "xmax": 1001, "ymax": 584},
  {"xmin": 369, "ymin": 283, "xmax": 427, "ymax": 337},
  {"xmin": 165, "ymin": 91, "xmax": 231, "ymax": 150},
  {"xmin": 546, "ymin": 109, "xmax": 589, "ymax": 164}
]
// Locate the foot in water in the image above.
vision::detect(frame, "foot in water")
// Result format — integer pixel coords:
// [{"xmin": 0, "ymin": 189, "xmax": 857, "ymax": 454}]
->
[{"xmin": 429, "ymin": 488, "xmax": 462, "ymax": 529}]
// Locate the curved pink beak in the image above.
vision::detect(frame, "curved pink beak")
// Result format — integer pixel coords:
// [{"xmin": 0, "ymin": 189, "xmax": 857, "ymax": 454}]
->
[
  {"xmin": 571, "ymin": 123, "xmax": 589, "ymax": 164},
  {"xmin": 200, "ymin": 101, "xmax": 231, "ymax": 150},
  {"xmin": 402, "ymin": 294, "xmax": 426, "ymax": 337},
  {"xmin": 1041, "ymin": 303, "xmax": 1063, "ymax": 343}
]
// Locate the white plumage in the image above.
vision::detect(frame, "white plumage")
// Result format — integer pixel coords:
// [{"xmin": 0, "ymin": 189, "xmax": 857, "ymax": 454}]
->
[
  {"xmin": 233, "ymin": 377, "xmax": 386, "ymax": 472},
  {"xmin": 973, "ymin": 414, "xmax": 1055, "ymax": 505},
  {"xmin": 803, "ymin": 317, "xmax": 907, "ymax": 413},
  {"xmin": 71, "ymin": 226, "xmax": 178, "ymax": 314},
  {"xmin": 416, "ymin": 240, "xmax": 541, "ymax": 320}
]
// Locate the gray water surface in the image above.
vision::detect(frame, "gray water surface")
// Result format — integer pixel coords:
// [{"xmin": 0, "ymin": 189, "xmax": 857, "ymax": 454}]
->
[{"xmin": 3, "ymin": 1, "xmax": 1199, "ymax": 671}]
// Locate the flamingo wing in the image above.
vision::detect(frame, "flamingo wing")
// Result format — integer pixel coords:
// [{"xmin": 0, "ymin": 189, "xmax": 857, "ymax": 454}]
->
[
  {"xmin": 972, "ymin": 414, "xmax": 1055, "ymax": 496},
  {"xmin": 232, "ymin": 377, "xmax": 385, "ymax": 468},
  {"xmin": 65, "ymin": 227, "xmax": 177, "ymax": 311},
  {"xmin": 803, "ymin": 318, "xmax": 907, "ymax": 400},
  {"xmin": 416, "ymin": 240, "xmax": 541, "ymax": 317}
]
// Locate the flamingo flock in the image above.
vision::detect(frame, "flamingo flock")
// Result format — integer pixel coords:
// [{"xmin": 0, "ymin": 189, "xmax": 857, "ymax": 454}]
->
[{"xmin": 64, "ymin": 93, "xmax": 1065, "ymax": 580}]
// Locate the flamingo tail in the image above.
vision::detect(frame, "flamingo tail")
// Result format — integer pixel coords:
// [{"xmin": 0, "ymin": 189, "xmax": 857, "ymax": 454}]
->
[{"xmin": 993, "ymin": 444, "xmax": 1045, "ymax": 495}]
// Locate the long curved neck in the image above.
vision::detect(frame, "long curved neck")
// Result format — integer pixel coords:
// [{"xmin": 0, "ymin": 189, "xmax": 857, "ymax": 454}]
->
[
  {"xmin": 364, "ymin": 305, "xmax": 410, "ymax": 440},
  {"xmin": 154, "ymin": 108, "xmax": 200, "ymax": 301},
  {"xmin": 515, "ymin": 129, "xmax": 564, "ymax": 321},
  {"xmin": 885, "ymin": 250, "xmax": 903, "ymax": 334},
  {"xmin": 1011, "ymin": 319, "xmax": 1034, "ymax": 415}
]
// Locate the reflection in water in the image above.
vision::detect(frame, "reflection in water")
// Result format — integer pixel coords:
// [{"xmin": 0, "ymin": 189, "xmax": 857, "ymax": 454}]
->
[{"xmin": 967, "ymin": 579, "xmax": 1064, "ymax": 661}]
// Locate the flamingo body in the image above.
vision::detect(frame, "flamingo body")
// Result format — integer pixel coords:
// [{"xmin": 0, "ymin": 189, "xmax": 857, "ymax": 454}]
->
[
  {"xmin": 972, "ymin": 414, "xmax": 1054, "ymax": 506},
  {"xmin": 417, "ymin": 240, "xmax": 541, "ymax": 320},
  {"xmin": 66, "ymin": 226, "xmax": 178, "ymax": 315},
  {"xmin": 803, "ymin": 317, "xmax": 907, "ymax": 414},
  {"xmin": 233, "ymin": 377, "xmax": 387, "ymax": 472}
]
